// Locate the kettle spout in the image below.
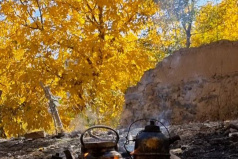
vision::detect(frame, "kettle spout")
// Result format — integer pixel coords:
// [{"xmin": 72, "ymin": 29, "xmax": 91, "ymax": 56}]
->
[{"xmin": 169, "ymin": 135, "xmax": 181, "ymax": 144}]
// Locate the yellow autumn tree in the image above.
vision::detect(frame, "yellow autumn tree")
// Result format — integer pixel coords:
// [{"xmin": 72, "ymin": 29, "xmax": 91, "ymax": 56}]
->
[
  {"xmin": 149, "ymin": 0, "xmax": 197, "ymax": 54},
  {"xmin": 192, "ymin": 0, "xmax": 238, "ymax": 46},
  {"xmin": 0, "ymin": 0, "xmax": 160, "ymax": 137}
]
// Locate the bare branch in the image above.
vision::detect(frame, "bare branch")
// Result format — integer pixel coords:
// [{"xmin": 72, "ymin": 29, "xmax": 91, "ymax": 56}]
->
[
  {"xmin": 42, "ymin": 60, "xmax": 63, "ymax": 79},
  {"xmin": 19, "ymin": 0, "xmax": 42, "ymax": 30},
  {"xmin": 35, "ymin": 0, "xmax": 44, "ymax": 30},
  {"xmin": 21, "ymin": 23, "xmax": 41, "ymax": 30},
  {"xmin": 86, "ymin": 15, "xmax": 98, "ymax": 26},
  {"xmin": 86, "ymin": 1, "xmax": 99, "ymax": 25}
]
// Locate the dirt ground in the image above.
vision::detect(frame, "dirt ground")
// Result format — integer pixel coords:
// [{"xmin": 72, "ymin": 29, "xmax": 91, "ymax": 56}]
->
[
  {"xmin": 170, "ymin": 120, "xmax": 238, "ymax": 159},
  {"xmin": 0, "ymin": 120, "xmax": 238, "ymax": 159}
]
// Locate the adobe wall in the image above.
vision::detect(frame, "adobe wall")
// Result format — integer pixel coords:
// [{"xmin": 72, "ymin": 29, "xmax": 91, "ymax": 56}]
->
[{"xmin": 120, "ymin": 40, "xmax": 238, "ymax": 127}]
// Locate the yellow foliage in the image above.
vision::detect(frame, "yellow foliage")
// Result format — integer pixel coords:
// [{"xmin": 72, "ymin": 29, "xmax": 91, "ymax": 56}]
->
[
  {"xmin": 192, "ymin": 0, "xmax": 238, "ymax": 47},
  {"xmin": 0, "ymin": 0, "xmax": 159, "ymax": 137}
]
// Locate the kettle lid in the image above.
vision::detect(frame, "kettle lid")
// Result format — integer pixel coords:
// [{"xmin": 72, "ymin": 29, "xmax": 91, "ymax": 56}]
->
[{"xmin": 144, "ymin": 120, "xmax": 161, "ymax": 132}]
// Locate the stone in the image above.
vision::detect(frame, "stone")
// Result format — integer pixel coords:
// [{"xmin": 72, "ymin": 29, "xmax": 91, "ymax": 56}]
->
[
  {"xmin": 69, "ymin": 130, "xmax": 81, "ymax": 138},
  {"xmin": 170, "ymin": 148, "xmax": 182, "ymax": 154},
  {"xmin": 170, "ymin": 150, "xmax": 181, "ymax": 159},
  {"xmin": 26, "ymin": 148, "xmax": 33, "ymax": 152},
  {"xmin": 24, "ymin": 130, "xmax": 46, "ymax": 139},
  {"xmin": 229, "ymin": 132, "xmax": 238, "ymax": 138}
]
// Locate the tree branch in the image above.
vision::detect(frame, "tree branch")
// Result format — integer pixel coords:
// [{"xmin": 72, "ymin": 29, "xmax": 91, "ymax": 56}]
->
[
  {"xmin": 35, "ymin": 0, "xmax": 44, "ymax": 30},
  {"xmin": 19, "ymin": 0, "xmax": 42, "ymax": 30},
  {"xmin": 86, "ymin": 1, "xmax": 99, "ymax": 25}
]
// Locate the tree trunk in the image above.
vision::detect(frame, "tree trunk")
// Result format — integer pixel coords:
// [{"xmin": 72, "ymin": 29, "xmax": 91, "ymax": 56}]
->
[
  {"xmin": 186, "ymin": 29, "xmax": 191, "ymax": 48},
  {"xmin": 0, "ymin": 90, "xmax": 6, "ymax": 138},
  {"xmin": 40, "ymin": 82, "xmax": 64, "ymax": 134},
  {"xmin": 183, "ymin": 23, "xmax": 192, "ymax": 48},
  {"xmin": 49, "ymin": 100, "xmax": 64, "ymax": 134},
  {"xmin": 0, "ymin": 126, "xmax": 6, "ymax": 138}
]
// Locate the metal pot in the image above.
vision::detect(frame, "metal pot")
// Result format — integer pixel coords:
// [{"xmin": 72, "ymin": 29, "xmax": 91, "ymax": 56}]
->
[
  {"xmin": 80, "ymin": 125, "xmax": 122, "ymax": 159},
  {"xmin": 124, "ymin": 119, "xmax": 180, "ymax": 159}
]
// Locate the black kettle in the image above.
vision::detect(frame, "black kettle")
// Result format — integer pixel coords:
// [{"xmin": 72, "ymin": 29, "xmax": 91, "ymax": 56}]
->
[
  {"xmin": 80, "ymin": 125, "xmax": 122, "ymax": 159},
  {"xmin": 124, "ymin": 119, "xmax": 180, "ymax": 159}
]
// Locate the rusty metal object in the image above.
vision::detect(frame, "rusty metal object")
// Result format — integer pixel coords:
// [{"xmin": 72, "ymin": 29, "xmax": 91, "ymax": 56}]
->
[
  {"xmin": 125, "ymin": 119, "xmax": 180, "ymax": 159},
  {"xmin": 80, "ymin": 125, "xmax": 122, "ymax": 159}
]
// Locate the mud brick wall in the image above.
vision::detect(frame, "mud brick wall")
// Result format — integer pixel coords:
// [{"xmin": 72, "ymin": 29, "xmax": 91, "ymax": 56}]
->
[{"xmin": 120, "ymin": 40, "xmax": 238, "ymax": 127}]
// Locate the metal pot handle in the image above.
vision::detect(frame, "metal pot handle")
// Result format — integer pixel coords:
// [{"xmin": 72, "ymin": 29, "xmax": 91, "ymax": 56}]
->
[
  {"xmin": 126, "ymin": 118, "xmax": 170, "ymax": 139},
  {"xmin": 80, "ymin": 125, "xmax": 120, "ymax": 147},
  {"xmin": 124, "ymin": 118, "xmax": 170, "ymax": 159}
]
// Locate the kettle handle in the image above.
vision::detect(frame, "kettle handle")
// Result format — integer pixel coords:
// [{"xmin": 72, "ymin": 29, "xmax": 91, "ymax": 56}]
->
[
  {"xmin": 80, "ymin": 125, "xmax": 120, "ymax": 147},
  {"xmin": 126, "ymin": 118, "xmax": 170, "ymax": 141},
  {"xmin": 124, "ymin": 119, "xmax": 171, "ymax": 159}
]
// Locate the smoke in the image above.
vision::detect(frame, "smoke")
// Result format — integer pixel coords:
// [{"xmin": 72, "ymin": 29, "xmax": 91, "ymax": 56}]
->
[
  {"xmin": 158, "ymin": 109, "xmax": 172, "ymax": 127},
  {"xmin": 69, "ymin": 109, "xmax": 98, "ymax": 133},
  {"xmin": 156, "ymin": 85, "xmax": 172, "ymax": 135},
  {"xmin": 156, "ymin": 85, "xmax": 172, "ymax": 127},
  {"xmin": 157, "ymin": 109, "xmax": 172, "ymax": 136}
]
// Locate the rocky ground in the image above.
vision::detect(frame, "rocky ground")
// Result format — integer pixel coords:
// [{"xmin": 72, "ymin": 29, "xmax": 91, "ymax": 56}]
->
[
  {"xmin": 170, "ymin": 120, "xmax": 238, "ymax": 159},
  {"xmin": 0, "ymin": 120, "xmax": 238, "ymax": 159}
]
